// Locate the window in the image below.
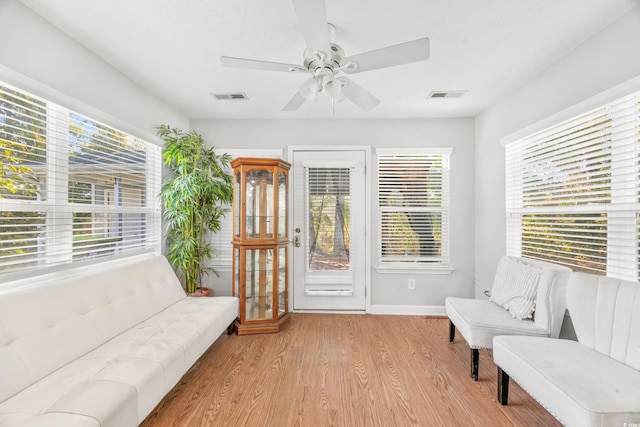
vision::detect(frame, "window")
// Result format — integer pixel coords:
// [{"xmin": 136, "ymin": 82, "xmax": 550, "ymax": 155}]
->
[
  {"xmin": 376, "ymin": 148, "xmax": 451, "ymax": 269},
  {"xmin": 506, "ymin": 89, "xmax": 640, "ymax": 280},
  {"xmin": 306, "ymin": 166, "xmax": 352, "ymax": 271},
  {"xmin": 0, "ymin": 81, "xmax": 161, "ymax": 278}
]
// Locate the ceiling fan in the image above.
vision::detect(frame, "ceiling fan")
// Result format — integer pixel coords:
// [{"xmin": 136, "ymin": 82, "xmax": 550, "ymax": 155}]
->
[{"xmin": 220, "ymin": 0, "xmax": 430, "ymax": 112}]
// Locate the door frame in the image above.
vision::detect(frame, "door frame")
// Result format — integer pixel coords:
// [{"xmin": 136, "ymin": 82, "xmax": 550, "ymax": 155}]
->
[{"xmin": 286, "ymin": 145, "xmax": 372, "ymax": 313}]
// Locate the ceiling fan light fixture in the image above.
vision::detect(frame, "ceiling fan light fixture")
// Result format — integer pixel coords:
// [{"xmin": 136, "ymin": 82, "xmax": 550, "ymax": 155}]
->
[
  {"xmin": 322, "ymin": 74, "xmax": 342, "ymax": 98},
  {"xmin": 299, "ymin": 77, "xmax": 321, "ymax": 100}
]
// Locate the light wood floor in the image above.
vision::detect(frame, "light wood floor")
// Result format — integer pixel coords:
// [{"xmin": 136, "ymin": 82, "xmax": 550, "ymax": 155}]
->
[{"xmin": 141, "ymin": 314, "xmax": 560, "ymax": 427}]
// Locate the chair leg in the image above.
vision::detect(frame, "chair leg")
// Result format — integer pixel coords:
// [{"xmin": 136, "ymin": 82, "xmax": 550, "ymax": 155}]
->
[
  {"xmin": 449, "ymin": 320, "xmax": 455, "ymax": 343},
  {"xmin": 497, "ymin": 367, "xmax": 509, "ymax": 405},
  {"xmin": 470, "ymin": 348, "xmax": 479, "ymax": 381}
]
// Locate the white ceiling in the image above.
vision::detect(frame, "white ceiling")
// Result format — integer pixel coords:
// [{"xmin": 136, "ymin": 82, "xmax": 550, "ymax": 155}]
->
[{"xmin": 20, "ymin": 0, "xmax": 639, "ymax": 120}]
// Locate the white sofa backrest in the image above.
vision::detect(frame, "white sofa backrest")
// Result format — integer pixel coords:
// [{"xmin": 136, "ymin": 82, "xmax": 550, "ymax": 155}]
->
[
  {"xmin": 567, "ymin": 272, "xmax": 640, "ymax": 370},
  {"xmin": 0, "ymin": 255, "xmax": 186, "ymax": 402},
  {"xmin": 512, "ymin": 257, "xmax": 572, "ymax": 337}
]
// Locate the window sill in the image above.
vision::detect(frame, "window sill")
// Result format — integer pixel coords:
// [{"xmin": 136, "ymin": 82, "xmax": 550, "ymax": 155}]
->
[{"xmin": 375, "ymin": 265, "xmax": 454, "ymax": 275}]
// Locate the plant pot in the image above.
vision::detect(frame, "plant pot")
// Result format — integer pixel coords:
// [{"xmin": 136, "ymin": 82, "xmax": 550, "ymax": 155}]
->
[{"xmin": 189, "ymin": 287, "xmax": 210, "ymax": 297}]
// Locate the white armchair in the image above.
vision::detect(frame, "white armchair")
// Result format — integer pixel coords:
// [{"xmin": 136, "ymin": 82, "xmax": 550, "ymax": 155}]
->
[{"xmin": 445, "ymin": 255, "xmax": 571, "ymax": 380}]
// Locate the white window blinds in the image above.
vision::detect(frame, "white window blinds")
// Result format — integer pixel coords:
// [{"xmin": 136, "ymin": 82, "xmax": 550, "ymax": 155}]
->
[
  {"xmin": 0, "ymin": 81, "xmax": 161, "ymax": 277},
  {"xmin": 506, "ymin": 89, "xmax": 640, "ymax": 280},
  {"xmin": 377, "ymin": 149, "xmax": 451, "ymax": 268}
]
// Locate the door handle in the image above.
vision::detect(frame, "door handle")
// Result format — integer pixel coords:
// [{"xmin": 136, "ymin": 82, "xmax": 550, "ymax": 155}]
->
[{"xmin": 293, "ymin": 236, "xmax": 301, "ymax": 247}]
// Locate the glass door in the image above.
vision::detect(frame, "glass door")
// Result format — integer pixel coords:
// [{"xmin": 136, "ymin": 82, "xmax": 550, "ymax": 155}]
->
[{"xmin": 292, "ymin": 150, "xmax": 367, "ymax": 311}]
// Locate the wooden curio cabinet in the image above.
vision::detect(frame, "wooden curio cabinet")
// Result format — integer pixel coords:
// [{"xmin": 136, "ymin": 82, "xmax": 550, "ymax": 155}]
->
[{"xmin": 231, "ymin": 158, "xmax": 291, "ymax": 335}]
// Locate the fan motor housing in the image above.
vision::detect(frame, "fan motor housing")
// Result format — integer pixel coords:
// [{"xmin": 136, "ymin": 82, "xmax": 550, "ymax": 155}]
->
[{"xmin": 303, "ymin": 43, "xmax": 344, "ymax": 75}]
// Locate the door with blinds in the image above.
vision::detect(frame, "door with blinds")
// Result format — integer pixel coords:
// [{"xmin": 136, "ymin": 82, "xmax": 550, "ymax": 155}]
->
[{"xmin": 291, "ymin": 150, "xmax": 367, "ymax": 311}]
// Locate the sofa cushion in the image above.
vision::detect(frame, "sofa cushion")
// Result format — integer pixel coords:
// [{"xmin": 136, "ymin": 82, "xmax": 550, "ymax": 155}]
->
[
  {"xmin": 446, "ymin": 297, "xmax": 548, "ymax": 349},
  {"xmin": 494, "ymin": 335, "xmax": 640, "ymax": 427},
  {"xmin": 489, "ymin": 256, "xmax": 542, "ymax": 319},
  {"xmin": 0, "ymin": 360, "xmax": 139, "ymax": 427},
  {"xmin": 47, "ymin": 381, "xmax": 139, "ymax": 427},
  {"xmin": 0, "ymin": 412, "xmax": 100, "ymax": 427}
]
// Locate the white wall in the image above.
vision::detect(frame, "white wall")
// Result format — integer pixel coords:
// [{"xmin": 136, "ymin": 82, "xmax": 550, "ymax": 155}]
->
[
  {"xmin": 0, "ymin": 0, "xmax": 188, "ymax": 143},
  {"xmin": 191, "ymin": 118, "xmax": 475, "ymax": 314},
  {"xmin": 474, "ymin": 6, "xmax": 640, "ymax": 298}
]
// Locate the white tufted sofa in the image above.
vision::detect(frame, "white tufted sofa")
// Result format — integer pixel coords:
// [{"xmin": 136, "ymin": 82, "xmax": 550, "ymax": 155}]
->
[
  {"xmin": 494, "ymin": 272, "xmax": 640, "ymax": 426},
  {"xmin": 446, "ymin": 255, "xmax": 572, "ymax": 380},
  {"xmin": 0, "ymin": 254, "xmax": 238, "ymax": 427}
]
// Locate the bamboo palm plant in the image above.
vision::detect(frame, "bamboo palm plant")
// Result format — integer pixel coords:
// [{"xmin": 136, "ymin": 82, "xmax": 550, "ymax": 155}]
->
[{"xmin": 157, "ymin": 125, "xmax": 233, "ymax": 294}]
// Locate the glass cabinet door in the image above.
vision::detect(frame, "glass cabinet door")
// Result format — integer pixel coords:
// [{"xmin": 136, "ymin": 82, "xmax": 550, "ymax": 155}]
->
[
  {"xmin": 245, "ymin": 169, "xmax": 274, "ymax": 239},
  {"xmin": 278, "ymin": 172, "xmax": 287, "ymax": 239},
  {"xmin": 234, "ymin": 247, "xmax": 240, "ymax": 298},
  {"xmin": 234, "ymin": 172, "xmax": 241, "ymax": 238},
  {"xmin": 278, "ymin": 246, "xmax": 286, "ymax": 315},
  {"xmin": 245, "ymin": 248, "xmax": 273, "ymax": 320}
]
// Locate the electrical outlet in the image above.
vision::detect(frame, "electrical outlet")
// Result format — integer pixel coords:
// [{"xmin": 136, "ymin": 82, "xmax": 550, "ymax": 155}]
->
[{"xmin": 408, "ymin": 279, "xmax": 416, "ymax": 290}]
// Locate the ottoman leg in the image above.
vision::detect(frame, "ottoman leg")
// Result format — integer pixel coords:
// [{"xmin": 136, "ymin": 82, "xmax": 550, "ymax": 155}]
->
[
  {"xmin": 449, "ymin": 320, "xmax": 455, "ymax": 343},
  {"xmin": 470, "ymin": 348, "xmax": 479, "ymax": 381},
  {"xmin": 497, "ymin": 367, "xmax": 509, "ymax": 405}
]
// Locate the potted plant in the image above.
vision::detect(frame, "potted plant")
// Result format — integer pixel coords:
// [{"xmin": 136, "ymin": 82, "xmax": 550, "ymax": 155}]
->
[{"xmin": 157, "ymin": 125, "xmax": 233, "ymax": 296}]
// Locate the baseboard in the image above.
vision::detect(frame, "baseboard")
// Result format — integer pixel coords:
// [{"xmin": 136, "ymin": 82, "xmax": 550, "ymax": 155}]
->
[{"xmin": 369, "ymin": 305, "xmax": 446, "ymax": 316}]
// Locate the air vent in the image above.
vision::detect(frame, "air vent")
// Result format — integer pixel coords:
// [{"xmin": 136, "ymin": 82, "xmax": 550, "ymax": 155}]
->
[
  {"xmin": 428, "ymin": 90, "xmax": 468, "ymax": 99},
  {"xmin": 211, "ymin": 93, "xmax": 249, "ymax": 100}
]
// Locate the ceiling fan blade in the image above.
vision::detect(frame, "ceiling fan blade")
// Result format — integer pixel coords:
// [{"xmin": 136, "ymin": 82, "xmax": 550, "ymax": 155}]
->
[
  {"xmin": 337, "ymin": 77, "xmax": 381, "ymax": 111},
  {"xmin": 291, "ymin": 0, "xmax": 332, "ymax": 56},
  {"xmin": 221, "ymin": 56, "xmax": 305, "ymax": 73},
  {"xmin": 341, "ymin": 38, "xmax": 430, "ymax": 74},
  {"xmin": 282, "ymin": 92, "xmax": 306, "ymax": 111}
]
